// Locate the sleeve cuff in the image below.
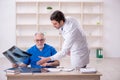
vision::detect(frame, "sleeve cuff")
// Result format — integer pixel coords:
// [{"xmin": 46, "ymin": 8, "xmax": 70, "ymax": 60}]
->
[{"xmin": 50, "ymin": 56, "xmax": 54, "ymax": 61}]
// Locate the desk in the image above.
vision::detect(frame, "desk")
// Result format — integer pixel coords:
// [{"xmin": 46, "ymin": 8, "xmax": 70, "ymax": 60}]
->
[{"xmin": 6, "ymin": 71, "xmax": 102, "ymax": 80}]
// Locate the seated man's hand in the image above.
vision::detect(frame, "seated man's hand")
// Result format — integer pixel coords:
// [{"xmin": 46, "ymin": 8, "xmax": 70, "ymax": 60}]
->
[
  {"xmin": 12, "ymin": 63, "xmax": 27, "ymax": 68},
  {"xmin": 12, "ymin": 63, "xmax": 18, "ymax": 68},
  {"xmin": 19, "ymin": 63, "xmax": 27, "ymax": 67}
]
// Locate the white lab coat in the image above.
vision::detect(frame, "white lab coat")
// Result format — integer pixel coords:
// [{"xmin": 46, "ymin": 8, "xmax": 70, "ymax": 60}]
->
[{"xmin": 50, "ymin": 16, "xmax": 89, "ymax": 68}]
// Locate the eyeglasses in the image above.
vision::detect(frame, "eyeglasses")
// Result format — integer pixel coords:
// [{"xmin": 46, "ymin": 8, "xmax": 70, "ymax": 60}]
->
[{"xmin": 35, "ymin": 39, "xmax": 45, "ymax": 42}]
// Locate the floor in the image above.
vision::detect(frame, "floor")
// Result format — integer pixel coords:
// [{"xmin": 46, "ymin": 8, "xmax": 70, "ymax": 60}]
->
[{"xmin": 0, "ymin": 56, "xmax": 120, "ymax": 80}]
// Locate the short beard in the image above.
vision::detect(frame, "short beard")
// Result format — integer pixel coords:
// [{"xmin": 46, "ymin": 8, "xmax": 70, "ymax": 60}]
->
[{"xmin": 36, "ymin": 45, "xmax": 44, "ymax": 49}]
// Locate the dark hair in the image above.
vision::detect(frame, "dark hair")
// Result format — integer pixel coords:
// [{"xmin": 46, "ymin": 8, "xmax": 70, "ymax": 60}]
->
[{"xmin": 50, "ymin": 10, "xmax": 65, "ymax": 23}]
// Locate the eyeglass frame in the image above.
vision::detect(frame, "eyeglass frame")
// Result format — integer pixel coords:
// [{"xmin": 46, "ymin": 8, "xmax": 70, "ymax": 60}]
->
[{"xmin": 35, "ymin": 39, "xmax": 45, "ymax": 42}]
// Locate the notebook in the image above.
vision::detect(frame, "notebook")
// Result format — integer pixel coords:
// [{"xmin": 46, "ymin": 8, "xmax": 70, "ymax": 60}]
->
[{"xmin": 2, "ymin": 46, "xmax": 32, "ymax": 64}]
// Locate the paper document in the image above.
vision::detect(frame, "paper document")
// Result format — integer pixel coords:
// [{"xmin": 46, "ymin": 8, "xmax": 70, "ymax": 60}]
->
[
  {"xmin": 47, "ymin": 68, "xmax": 61, "ymax": 72},
  {"xmin": 80, "ymin": 67, "xmax": 97, "ymax": 73},
  {"xmin": 47, "ymin": 67, "xmax": 74, "ymax": 72},
  {"xmin": 62, "ymin": 68, "xmax": 74, "ymax": 72}
]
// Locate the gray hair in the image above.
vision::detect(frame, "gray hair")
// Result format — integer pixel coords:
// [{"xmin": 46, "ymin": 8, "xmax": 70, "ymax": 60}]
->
[{"xmin": 34, "ymin": 32, "xmax": 45, "ymax": 36}]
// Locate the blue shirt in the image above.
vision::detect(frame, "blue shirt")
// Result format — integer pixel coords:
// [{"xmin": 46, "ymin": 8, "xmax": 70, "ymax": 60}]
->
[{"xmin": 23, "ymin": 44, "xmax": 57, "ymax": 68}]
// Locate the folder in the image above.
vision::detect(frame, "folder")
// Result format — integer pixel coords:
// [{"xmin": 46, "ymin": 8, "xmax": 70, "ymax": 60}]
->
[{"xmin": 5, "ymin": 67, "xmax": 41, "ymax": 73}]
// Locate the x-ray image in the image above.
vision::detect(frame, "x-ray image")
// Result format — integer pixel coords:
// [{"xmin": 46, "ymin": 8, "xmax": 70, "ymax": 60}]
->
[{"xmin": 3, "ymin": 46, "xmax": 32, "ymax": 64}]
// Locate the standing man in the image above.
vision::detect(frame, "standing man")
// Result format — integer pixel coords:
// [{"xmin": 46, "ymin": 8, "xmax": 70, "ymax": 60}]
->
[{"xmin": 37, "ymin": 10, "xmax": 89, "ymax": 69}]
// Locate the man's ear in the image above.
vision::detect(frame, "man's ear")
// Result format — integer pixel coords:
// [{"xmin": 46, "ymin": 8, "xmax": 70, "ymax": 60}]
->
[
  {"xmin": 60, "ymin": 20, "xmax": 64, "ymax": 27},
  {"xmin": 44, "ymin": 38, "xmax": 46, "ymax": 41}
]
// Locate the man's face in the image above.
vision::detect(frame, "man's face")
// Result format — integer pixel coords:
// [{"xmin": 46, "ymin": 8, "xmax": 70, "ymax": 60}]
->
[
  {"xmin": 51, "ymin": 20, "xmax": 64, "ymax": 29},
  {"xmin": 34, "ymin": 34, "xmax": 45, "ymax": 49}
]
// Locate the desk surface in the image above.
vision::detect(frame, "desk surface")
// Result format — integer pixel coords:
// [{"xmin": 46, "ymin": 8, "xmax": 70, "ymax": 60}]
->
[
  {"xmin": 6, "ymin": 71, "xmax": 102, "ymax": 76},
  {"xmin": 6, "ymin": 71, "xmax": 102, "ymax": 80}
]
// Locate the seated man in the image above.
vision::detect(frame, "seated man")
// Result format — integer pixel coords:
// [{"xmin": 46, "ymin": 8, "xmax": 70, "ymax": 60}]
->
[{"xmin": 13, "ymin": 32, "xmax": 60, "ymax": 68}]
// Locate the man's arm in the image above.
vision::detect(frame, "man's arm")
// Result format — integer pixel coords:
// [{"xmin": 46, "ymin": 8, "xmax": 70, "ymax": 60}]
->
[
  {"xmin": 37, "ymin": 24, "xmax": 77, "ymax": 65},
  {"xmin": 37, "ymin": 57, "xmax": 51, "ymax": 66},
  {"xmin": 12, "ymin": 63, "xmax": 28, "ymax": 68},
  {"xmin": 46, "ymin": 60, "xmax": 60, "ymax": 67},
  {"xmin": 40, "ymin": 60, "xmax": 60, "ymax": 67}
]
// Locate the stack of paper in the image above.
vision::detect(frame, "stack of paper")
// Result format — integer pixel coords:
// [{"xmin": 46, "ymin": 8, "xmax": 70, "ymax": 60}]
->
[
  {"xmin": 5, "ymin": 68, "xmax": 16, "ymax": 73},
  {"xmin": 47, "ymin": 67, "xmax": 74, "ymax": 72},
  {"xmin": 62, "ymin": 68, "xmax": 74, "ymax": 72},
  {"xmin": 47, "ymin": 68, "xmax": 61, "ymax": 72},
  {"xmin": 80, "ymin": 67, "xmax": 97, "ymax": 73}
]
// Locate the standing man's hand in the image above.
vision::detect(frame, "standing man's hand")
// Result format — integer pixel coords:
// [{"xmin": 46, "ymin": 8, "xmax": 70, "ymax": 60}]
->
[{"xmin": 37, "ymin": 56, "xmax": 51, "ymax": 65}]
